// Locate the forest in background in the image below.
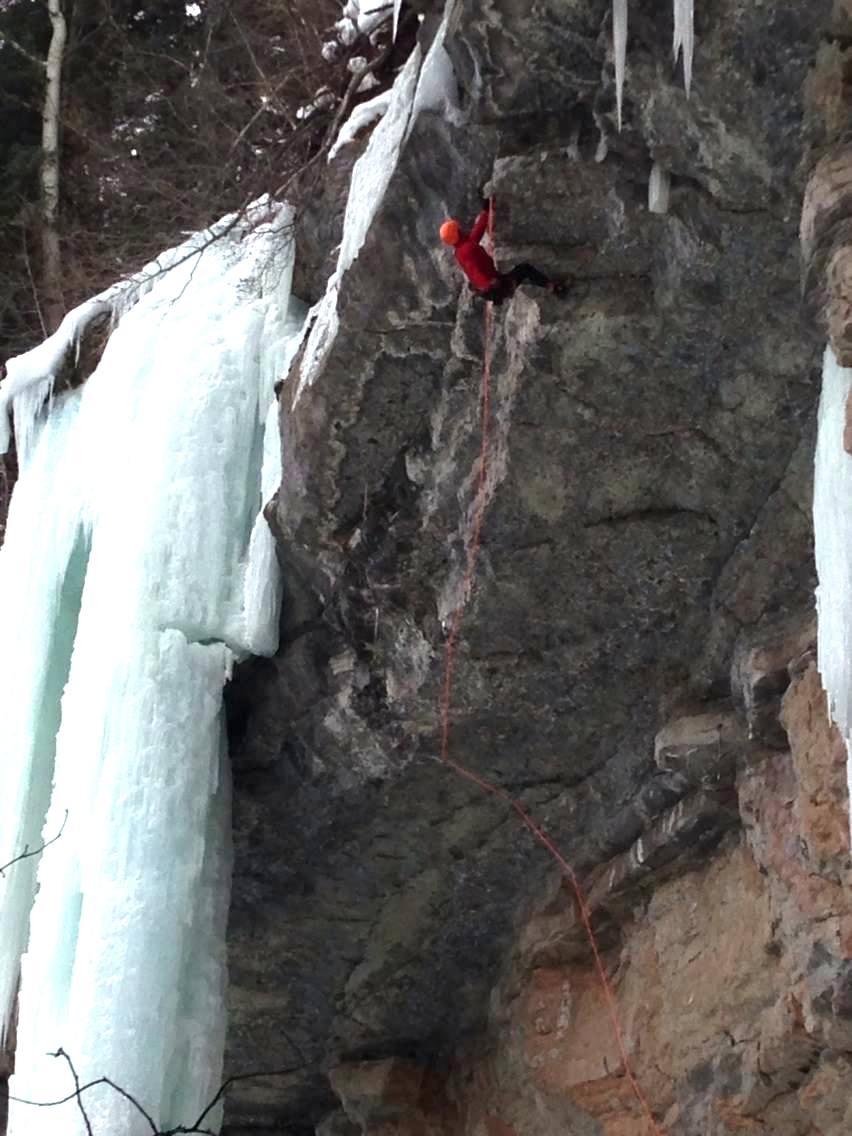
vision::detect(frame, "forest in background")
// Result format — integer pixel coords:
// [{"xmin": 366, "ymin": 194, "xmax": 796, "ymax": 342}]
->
[
  {"xmin": 0, "ymin": 0, "xmax": 422, "ymax": 538},
  {"xmin": 0, "ymin": 0, "xmax": 412, "ymax": 361}
]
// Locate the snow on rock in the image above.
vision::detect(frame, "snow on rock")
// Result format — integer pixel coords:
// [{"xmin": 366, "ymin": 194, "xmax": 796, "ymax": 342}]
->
[
  {"xmin": 328, "ymin": 89, "xmax": 392, "ymax": 160},
  {"xmin": 299, "ymin": 46, "xmax": 421, "ymax": 402},
  {"xmin": 0, "ymin": 299, "xmax": 110, "ymax": 462},
  {"xmin": 411, "ymin": 20, "xmax": 458, "ymax": 121},
  {"xmin": 335, "ymin": 0, "xmax": 391, "ymax": 46},
  {"xmin": 0, "ymin": 201, "xmax": 305, "ymax": 1136},
  {"xmin": 329, "ymin": 18, "xmax": 456, "ymax": 254},
  {"xmin": 0, "ymin": 203, "xmax": 283, "ymax": 465},
  {"xmin": 355, "ymin": 0, "xmax": 392, "ymax": 38},
  {"xmin": 335, "ymin": 16, "xmax": 358, "ymax": 46},
  {"xmin": 303, "ymin": 9, "xmax": 458, "ymax": 405},
  {"xmin": 813, "ymin": 345, "xmax": 852, "ymax": 842},
  {"xmin": 294, "ymin": 282, "xmax": 342, "ymax": 403}
]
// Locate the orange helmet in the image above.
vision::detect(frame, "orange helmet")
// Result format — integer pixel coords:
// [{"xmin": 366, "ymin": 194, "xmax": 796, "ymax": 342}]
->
[{"xmin": 439, "ymin": 219, "xmax": 461, "ymax": 246}]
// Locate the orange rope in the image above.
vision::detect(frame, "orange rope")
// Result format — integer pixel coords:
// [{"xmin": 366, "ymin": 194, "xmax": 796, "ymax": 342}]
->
[{"xmin": 437, "ymin": 199, "xmax": 666, "ymax": 1136}]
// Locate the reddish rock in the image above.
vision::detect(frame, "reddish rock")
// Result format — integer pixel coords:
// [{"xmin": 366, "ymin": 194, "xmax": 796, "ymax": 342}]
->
[
  {"xmin": 322, "ymin": 669, "xmax": 851, "ymax": 1136},
  {"xmin": 780, "ymin": 662, "xmax": 850, "ymax": 862},
  {"xmin": 797, "ymin": 1054, "xmax": 852, "ymax": 1131},
  {"xmin": 653, "ymin": 709, "xmax": 744, "ymax": 781},
  {"xmin": 422, "ymin": 696, "xmax": 852, "ymax": 1136},
  {"xmin": 329, "ymin": 1058, "xmax": 452, "ymax": 1136},
  {"xmin": 801, "ymin": 144, "xmax": 852, "ymax": 365},
  {"xmin": 730, "ymin": 613, "xmax": 816, "ymax": 747},
  {"xmin": 483, "ymin": 1116, "xmax": 517, "ymax": 1136}
]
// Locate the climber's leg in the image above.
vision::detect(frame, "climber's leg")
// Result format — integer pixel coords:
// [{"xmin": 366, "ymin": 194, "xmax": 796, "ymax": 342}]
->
[
  {"xmin": 507, "ymin": 263, "xmax": 551, "ymax": 288},
  {"xmin": 478, "ymin": 275, "xmax": 515, "ymax": 304}
]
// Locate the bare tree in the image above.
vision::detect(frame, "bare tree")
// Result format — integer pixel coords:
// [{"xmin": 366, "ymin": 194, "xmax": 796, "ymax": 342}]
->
[{"xmin": 40, "ymin": 0, "xmax": 67, "ymax": 332}]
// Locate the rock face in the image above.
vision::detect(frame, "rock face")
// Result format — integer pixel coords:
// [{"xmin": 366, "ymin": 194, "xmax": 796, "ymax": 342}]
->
[
  {"xmin": 324, "ymin": 651, "xmax": 852, "ymax": 1136},
  {"xmin": 223, "ymin": 2, "xmax": 848, "ymax": 1132}
]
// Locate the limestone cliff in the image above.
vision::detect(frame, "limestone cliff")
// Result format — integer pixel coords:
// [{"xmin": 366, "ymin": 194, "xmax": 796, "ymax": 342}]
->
[{"xmin": 223, "ymin": 3, "xmax": 852, "ymax": 1133}]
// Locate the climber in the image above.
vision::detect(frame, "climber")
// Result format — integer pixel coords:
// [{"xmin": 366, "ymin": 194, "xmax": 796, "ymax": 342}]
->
[{"xmin": 439, "ymin": 203, "xmax": 565, "ymax": 303}]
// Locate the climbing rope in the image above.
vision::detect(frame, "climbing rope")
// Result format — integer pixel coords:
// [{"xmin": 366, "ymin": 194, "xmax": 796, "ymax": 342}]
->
[{"xmin": 437, "ymin": 199, "xmax": 666, "ymax": 1136}]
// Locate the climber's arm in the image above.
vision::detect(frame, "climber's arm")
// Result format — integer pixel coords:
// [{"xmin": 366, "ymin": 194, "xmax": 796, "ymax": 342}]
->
[{"xmin": 468, "ymin": 208, "xmax": 490, "ymax": 245}]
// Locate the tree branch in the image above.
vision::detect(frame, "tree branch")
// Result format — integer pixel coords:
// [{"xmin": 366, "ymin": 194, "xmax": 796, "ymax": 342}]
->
[
  {"xmin": 22, "ymin": 225, "xmax": 47, "ymax": 340},
  {"xmin": 272, "ymin": 16, "xmax": 397, "ymax": 201},
  {"xmin": 52, "ymin": 1049, "xmax": 93, "ymax": 1136},
  {"xmin": 9, "ymin": 1042, "xmax": 308, "ymax": 1136},
  {"xmin": 0, "ymin": 35, "xmax": 46, "ymax": 70},
  {"xmin": 0, "ymin": 810, "xmax": 68, "ymax": 879},
  {"xmin": 186, "ymin": 1062, "xmax": 306, "ymax": 1134},
  {"xmin": 12, "ymin": 1050, "xmax": 160, "ymax": 1134}
]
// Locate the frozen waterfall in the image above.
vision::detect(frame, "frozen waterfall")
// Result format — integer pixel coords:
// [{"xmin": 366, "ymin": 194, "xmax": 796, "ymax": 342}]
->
[
  {"xmin": 0, "ymin": 202, "xmax": 306, "ymax": 1135},
  {"xmin": 814, "ymin": 346, "xmax": 852, "ymax": 842}
]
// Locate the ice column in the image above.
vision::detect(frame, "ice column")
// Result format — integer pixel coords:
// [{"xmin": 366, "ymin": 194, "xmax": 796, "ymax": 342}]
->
[{"xmin": 0, "ymin": 203, "xmax": 305, "ymax": 1136}]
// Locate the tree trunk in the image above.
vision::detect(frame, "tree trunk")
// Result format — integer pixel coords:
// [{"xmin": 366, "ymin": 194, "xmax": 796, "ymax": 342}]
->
[{"xmin": 41, "ymin": 0, "xmax": 67, "ymax": 332}]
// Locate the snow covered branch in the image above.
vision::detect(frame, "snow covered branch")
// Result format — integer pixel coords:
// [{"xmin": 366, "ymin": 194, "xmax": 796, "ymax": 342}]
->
[
  {"xmin": 0, "ymin": 298, "xmax": 111, "ymax": 459},
  {"xmin": 326, "ymin": 21, "xmax": 395, "ymax": 159}
]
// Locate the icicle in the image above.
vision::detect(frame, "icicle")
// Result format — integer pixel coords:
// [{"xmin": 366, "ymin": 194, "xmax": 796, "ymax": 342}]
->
[
  {"xmin": 673, "ymin": 0, "xmax": 694, "ymax": 96},
  {"xmin": 566, "ymin": 121, "xmax": 581, "ymax": 161},
  {"xmin": 648, "ymin": 162, "xmax": 671, "ymax": 214},
  {"xmin": 613, "ymin": 0, "xmax": 628, "ymax": 131},
  {"xmin": 813, "ymin": 345, "xmax": 852, "ymax": 845}
]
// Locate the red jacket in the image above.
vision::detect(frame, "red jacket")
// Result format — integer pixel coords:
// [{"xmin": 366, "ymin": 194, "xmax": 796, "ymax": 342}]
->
[{"xmin": 455, "ymin": 210, "xmax": 498, "ymax": 292}]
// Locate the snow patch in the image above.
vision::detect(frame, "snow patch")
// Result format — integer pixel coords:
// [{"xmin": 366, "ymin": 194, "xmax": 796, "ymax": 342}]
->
[
  {"xmin": 355, "ymin": 0, "xmax": 393, "ymax": 38},
  {"xmin": 411, "ymin": 22, "xmax": 458, "ymax": 121},
  {"xmin": 328, "ymin": 89, "xmax": 392, "ymax": 160},
  {"xmin": 297, "ymin": 45, "xmax": 423, "ymax": 402},
  {"xmin": 328, "ymin": 4, "xmax": 457, "ymax": 161}
]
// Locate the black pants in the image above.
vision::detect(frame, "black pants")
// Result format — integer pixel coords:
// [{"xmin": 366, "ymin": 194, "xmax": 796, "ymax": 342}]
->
[{"xmin": 479, "ymin": 263, "xmax": 552, "ymax": 304}]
